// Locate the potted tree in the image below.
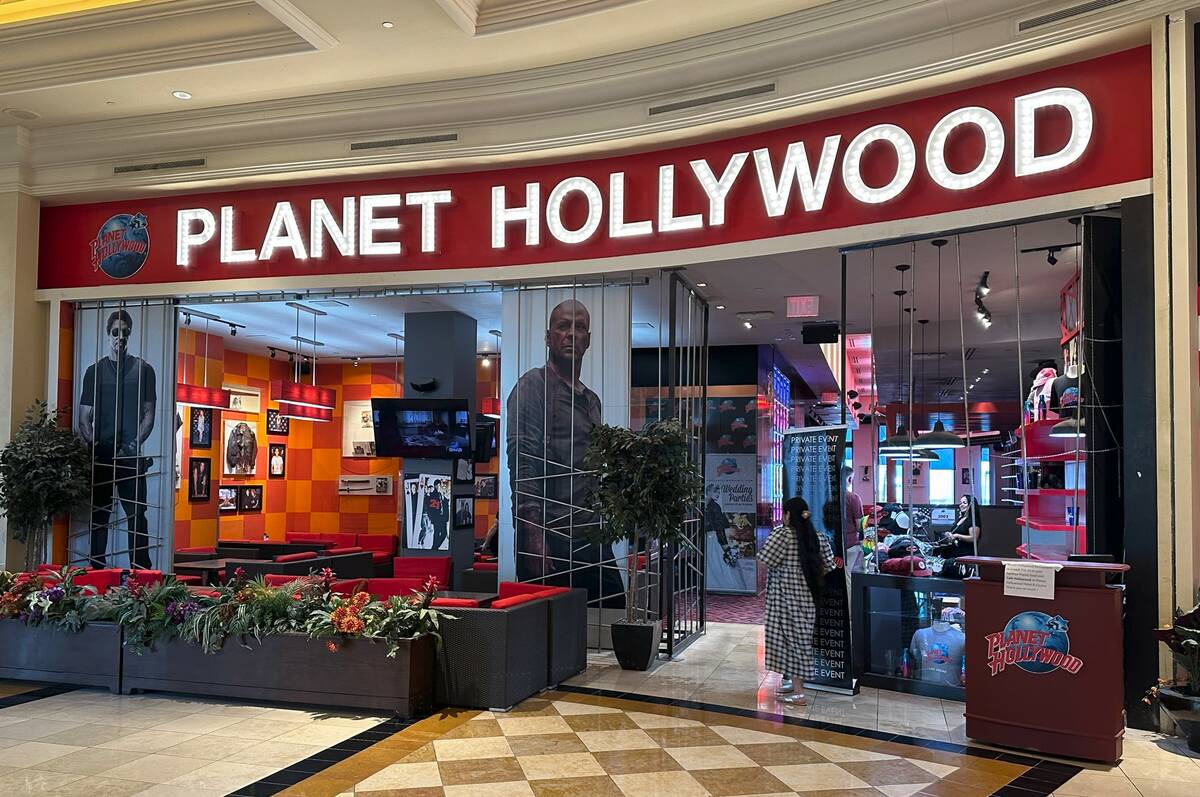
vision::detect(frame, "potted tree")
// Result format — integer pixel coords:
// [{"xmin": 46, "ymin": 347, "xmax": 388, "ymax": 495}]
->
[
  {"xmin": 0, "ymin": 402, "xmax": 92, "ymax": 571},
  {"xmin": 1147, "ymin": 596, "xmax": 1200, "ymax": 752},
  {"xmin": 586, "ymin": 418, "xmax": 701, "ymax": 670}
]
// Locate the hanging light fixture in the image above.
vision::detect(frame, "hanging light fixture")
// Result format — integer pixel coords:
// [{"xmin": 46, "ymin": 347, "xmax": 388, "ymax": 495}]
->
[
  {"xmin": 175, "ymin": 311, "xmax": 231, "ymax": 410},
  {"xmin": 880, "ymin": 265, "xmax": 911, "ymax": 454},
  {"xmin": 481, "ymin": 328, "xmax": 502, "ymax": 418},
  {"xmin": 917, "ymin": 240, "xmax": 965, "ymax": 449},
  {"xmin": 275, "ymin": 303, "xmax": 334, "ymax": 421}
]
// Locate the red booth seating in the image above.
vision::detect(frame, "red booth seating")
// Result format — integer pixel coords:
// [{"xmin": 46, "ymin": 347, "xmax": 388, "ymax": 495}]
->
[
  {"xmin": 361, "ymin": 578, "xmax": 426, "ymax": 600},
  {"xmin": 497, "ymin": 582, "xmax": 571, "ymax": 600},
  {"xmin": 285, "ymin": 532, "xmax": 356, "ymax": 548},
  {"xmin": 325, "ymin": 546, "xmax": 364, "ymax": 556},
  {"xmin": 173, "ymin": 574, "xmax": 202, "ymax": 585},
  {"xmin": 431, "ymin": 597, "xmax": 481, "ymax": 608},
  {"xmin": 274, "ymin": 551, "xmax": 319, "ymax": 564},
  {"xmin": 74, "ymin": 569, "xmax": 124, "ymax": 593},
  {"xmin": 127, "ymin": 570, "xmax": 163, "ymax": 588},
  {"xmin": 497, "ymin": 581, "xmax": 586, "ymax": 686},
  {"xmin": 355, "ymin": 535, "xmax": 399, "ymax": 574},
  {"xmin": 393, "ymin": 556, "xmax": 452, "ymax": 590},
  {"xmin": 473, "ymin": 562, "xmax": 498, "ymax": 572},
  {"xmin": 177, "ymin": 546, "xmax": 216, "ymax": 555}
]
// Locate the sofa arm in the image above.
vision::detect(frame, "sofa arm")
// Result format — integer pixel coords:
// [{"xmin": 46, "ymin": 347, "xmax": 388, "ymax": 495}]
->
[{"xmin": 436, "ymin": 599, "xmax": 549, "ymax": 710}]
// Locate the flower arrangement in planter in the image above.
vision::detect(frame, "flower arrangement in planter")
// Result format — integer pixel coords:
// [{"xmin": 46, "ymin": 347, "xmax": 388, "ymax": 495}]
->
[
  {"xmin": 1146, "ymin": 595, "xmax": 1200, "ymax": 752},
  {"xmin": 307, "ymin": 577, "xmax": 447, "ymax": 657}
]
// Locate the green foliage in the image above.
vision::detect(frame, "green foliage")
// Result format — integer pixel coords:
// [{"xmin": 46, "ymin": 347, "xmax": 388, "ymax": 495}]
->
[
  {"xmin": 104, "ymin": 577, "xmax": 198, "ymax": 654},
  {"xmin": 0, "ymin": 403, "xmax": 91, "ymax": 552},
  {"xmin": 180, "ymin": 571, "xmax": 295, "ymax": 654},
  {"xmin": 306, "ymin": 580, "xmax": 450, "ymax": 658},
  {"xmin": 585, "ymin": 419, "xmax": 703, "ymax": 548},
  {"xmin": 20, "ymin": 568, "xmax": 112, "ymax": 633}
]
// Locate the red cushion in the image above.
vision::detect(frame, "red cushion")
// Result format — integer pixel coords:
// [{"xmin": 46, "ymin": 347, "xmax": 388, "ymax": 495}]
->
[
  {"xmin": 173, "ymin": 574, "xmax": 202, "ymax": 585},
  {"xmin": 473, "ymin": 562, "xmax": 499, "ymax": 572},
  {"xmin": 275, "ymin": 551, "xmax": 319, "ymax": 563},
  {"xmin": 127, "ymin": 570, "xmax": 163, "ymax": 586},
  {"xmin": 284, "ymin": 533, "xmax": 336, "ymax": 547},
  {"xmin": 74, "ymin": 569, "xmax": 124, "ymax": 593},
  {"xmin": 432, "ymin": 597, "xmax": 480, "ymax": 607},
  {"xmin": 177, "ymin": 546, "xmax": 216, "ymax": 554},
  {"xmin": 365, "ymin": 577, "xmax": 426, "ymax": 599},
  {"xmin": 326, "ymin": 546, "xmax": 364, "ymax": 556},
  {"xmin": 497, "ymin": 581, "xmax": 570, "ymax": 600},
  {"xmin": 491, "ymin": 593, "xmax": 542, "ymax": 610},
  {"xmin": 392, "ymin": 556, "xmax": 452, "ymax": 588},
  {"xmin": 332, "ymin": 578, "xmax": 367, "ymax": 595},
  {"xmin": 371, "ymin": 551, "xmax": 391, "ymax": 563},
  {"xmin": 355, "ymin": 535, "xmax": 398, "ymax": 554}
]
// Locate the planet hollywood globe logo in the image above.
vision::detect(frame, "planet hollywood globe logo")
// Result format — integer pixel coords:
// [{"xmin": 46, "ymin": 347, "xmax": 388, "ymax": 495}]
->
[
  {"xmin": 90, "ymin": 213, "xmax": 149, "ymax": 279},
  {"xmin": 984, "ymin": 611, "xmax": 1084, "ymax": 676}
]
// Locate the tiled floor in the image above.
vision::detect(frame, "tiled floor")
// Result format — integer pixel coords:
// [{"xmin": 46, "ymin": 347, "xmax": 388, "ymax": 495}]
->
[{"xmin": 2, "ymin": 621, "xmax": 1198, "ymax": 796}]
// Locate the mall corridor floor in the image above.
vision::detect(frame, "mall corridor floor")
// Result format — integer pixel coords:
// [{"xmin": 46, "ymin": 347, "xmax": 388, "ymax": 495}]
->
[{"xmin": 0, "ymin": 624, "xmax": 1197, "ymax": 796}]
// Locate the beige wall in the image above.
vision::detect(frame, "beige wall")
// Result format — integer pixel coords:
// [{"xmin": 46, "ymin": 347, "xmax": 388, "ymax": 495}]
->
[{"xmin": 0, "ymin": 190, "xmax": 48, "ymax": 570}]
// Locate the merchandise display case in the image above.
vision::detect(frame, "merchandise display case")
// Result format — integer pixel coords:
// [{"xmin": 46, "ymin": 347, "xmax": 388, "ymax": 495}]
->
[{"xmin": 851, "ymin": 571, "xmax": 967, "ymax": 700}]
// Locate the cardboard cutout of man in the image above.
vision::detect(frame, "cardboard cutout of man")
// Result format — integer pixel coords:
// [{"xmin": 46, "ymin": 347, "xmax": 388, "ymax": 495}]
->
[
  {"xmin": 76, "ymin": 309, "xmax": 157, "ymax": 568},
  {"xmin": 507, "ymin": 298, "xmax": 624, "ymax": 605}
]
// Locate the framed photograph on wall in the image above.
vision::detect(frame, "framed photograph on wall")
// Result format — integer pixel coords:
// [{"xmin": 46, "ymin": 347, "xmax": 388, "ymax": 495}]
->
[
  {"xmin": 266, "ymin": 409, "xmax": 290, "ymax": 436},
  {"xmin": 238, "ymin": 485, "xmax": 263, "ymax": 512},
  {"xmin": 190, "ymin": 407, "xmax": 213, "ymax": 448},
  {"xmin": 342, "ymin": 400, "xmax": 377, "ymax": 457},
  {"xmin": 218, "ymin": 486, "xmax": 239, "ymax": 513},
  {"xmin": 474, "ymin": 474, "xmax": 497, "ymax": 499},
  {"xmin": 223, "ymin": 419, "xmax": 258, "ymax": 476},
  {"xmin": 187, "ymin": 458, "xmax": 211, "ymax": 502},
  {"xmin": 453, "ymin": 459, "xmax": 474, "ymax": 484},
  {"xmin": 268, "ymin": 444, "xmax": 286, "ymax": 478},
  {"xmin": 225, "ymin": 384, "xmax": 261, "ymax": 414},
  {"xmin": 454, "ymin": 496, "xmax": 475, "ymax": 529}
]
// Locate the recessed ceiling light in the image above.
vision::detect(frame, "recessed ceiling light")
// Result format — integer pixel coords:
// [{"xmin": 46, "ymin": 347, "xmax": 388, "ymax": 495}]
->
[
  {"xmin": 172, "ymin": 91, "xmax": 192, "ymax": 100},
  {"xmin": 743, "ymin": 321, "xmax": 754, "ymax": 330},
  {"xmin": 382, "ymin": 20, "xmax": 394, "ymax": 28},
  {"xmin": 715, "ymin": 304, "xmax": 726, "ymax": 310},
  {"xmin": 696, "ymin": 282, "xmax": 707, "ymax": 287},
  {"xmin": 2, "ymin": 108, "xmax": 40, "ymax": 121}
]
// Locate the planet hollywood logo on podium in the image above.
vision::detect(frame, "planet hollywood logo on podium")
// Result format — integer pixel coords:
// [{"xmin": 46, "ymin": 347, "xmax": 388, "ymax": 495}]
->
[
  {"xmin": 985, "ymin": 611, "xmax": 1084, "ymax": 676},
  {"xmin": 90, "ymin": 212, "xmax": 149, "ymax": 279}
]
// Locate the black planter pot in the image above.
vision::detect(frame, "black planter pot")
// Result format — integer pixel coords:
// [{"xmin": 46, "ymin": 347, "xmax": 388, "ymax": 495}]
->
[
  {"xmin": 1159, "ymin": 687, "xmax": 1200, "ymax": 753},
  {"xmin": 0, "ymin": 620, "xmax": 122, "ymax": 692},
  {"xmin": 611, "ymin": 620, "xmax": 661, "ymax": 671},
  {"xmin": 122, "ymin": 632, "xmax": 435, "ymax": 716}
]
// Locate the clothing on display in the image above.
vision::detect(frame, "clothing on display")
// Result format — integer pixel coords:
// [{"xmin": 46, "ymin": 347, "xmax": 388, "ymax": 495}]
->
[
  {"xmin": 1050, "ymin": 373, "xmax": 1081, "ymax": 418},
  {"xmin": 910, "ymin": 622, "xmax": 966, "ymax": 686}
]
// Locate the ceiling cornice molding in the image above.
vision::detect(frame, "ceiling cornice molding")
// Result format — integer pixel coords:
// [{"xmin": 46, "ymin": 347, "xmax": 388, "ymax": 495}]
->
[
  {"xmin": 433, "ymin": 0, "xmax": 649, "ymax": 36},
  {"xmin": 24, "ymin": 0, "xmax": 1168, "ymax": 200},
  {"xmin": 252, "ymin": 0, "xmax": 339, "ymax": 49}
]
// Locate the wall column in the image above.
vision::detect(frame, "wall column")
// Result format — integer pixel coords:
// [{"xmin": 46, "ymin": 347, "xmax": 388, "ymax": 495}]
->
[{"xmin": 0, "ymin": 126, "xmax": 48, "ymax": 569}]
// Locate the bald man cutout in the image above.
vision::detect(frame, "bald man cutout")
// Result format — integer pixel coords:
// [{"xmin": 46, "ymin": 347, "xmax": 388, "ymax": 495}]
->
[{"xmin": 506, "ymin": 299, "xmax": 625, "ymax": 606}]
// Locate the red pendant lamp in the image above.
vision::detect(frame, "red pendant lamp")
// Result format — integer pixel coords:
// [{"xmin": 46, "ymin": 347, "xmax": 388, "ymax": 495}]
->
[
  {"xmin": 274, "ymin": 302, "xmax": 333, "ymax": 421},
  {"xmin": 176, "ymin": 311, "xmax": 231, "ymax": 410},
  {"xmin": 278, "ymin": 402, "xmax": 334, "ymax": 422}
]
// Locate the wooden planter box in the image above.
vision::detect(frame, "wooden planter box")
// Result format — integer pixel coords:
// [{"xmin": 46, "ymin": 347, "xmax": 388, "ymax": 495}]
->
[
  {"xmin": 0, "ymin": 620, "xmax": 122, "ymax": 693},
  {"xmin": 121, "ymin": 632, "xmax": 434, "ymax": 716}
]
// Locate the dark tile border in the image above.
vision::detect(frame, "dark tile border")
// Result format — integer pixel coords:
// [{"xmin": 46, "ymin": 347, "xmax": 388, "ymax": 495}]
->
[
  {"xmin": 0, "ymin": 683, "xmax": 77, "ymax": 710},
  {"xmin": 227, "ymin": 713, "xmax": 426, "ymax": 797},
  {"xmin": 554, "ymin": 684, "xmax": 1083, "ymax": 797}
]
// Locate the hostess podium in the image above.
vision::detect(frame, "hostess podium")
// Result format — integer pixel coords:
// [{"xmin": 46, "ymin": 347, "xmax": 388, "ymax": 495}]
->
[{"xmin": 958, "ymin": 556, "xmax": 1129, "ymax": 763}]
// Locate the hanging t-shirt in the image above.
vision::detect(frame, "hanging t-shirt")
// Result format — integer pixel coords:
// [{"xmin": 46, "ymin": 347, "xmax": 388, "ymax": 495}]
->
[
  {"xmin": 1050, "ymin": 374, "xmax": 1081, "ymax": 419},
  {"xmin": 910, "ymin": 624, "xmax": 965, "ymax": 686}
]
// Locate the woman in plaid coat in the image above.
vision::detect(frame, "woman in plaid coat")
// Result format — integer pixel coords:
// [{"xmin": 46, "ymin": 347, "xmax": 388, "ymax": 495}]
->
[{"xmin": 760, "ymin": 496, "xmax": 837, "ymax": 705}]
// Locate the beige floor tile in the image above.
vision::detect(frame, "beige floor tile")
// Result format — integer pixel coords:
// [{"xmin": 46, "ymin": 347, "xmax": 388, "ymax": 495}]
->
[
  {"xmin": 224, "ymin": 739, "xmax": 325, "ymax": 767},
  {"xmin": 876, "ymin": 721, "xmax": 952, "ymax": 742},
  {"xmin": 95, "ymin": 729, "xmax": 199, "ymax": 753},
  {"xmin": 163, "ymin": 760, "xmax": 279, "ymax": 792},
  {"xmin": 207, "ymin": 717, "xmax": 308, "ymax": 740},
  {"xmin": 551, "ymin": 700, "xmax": 622, "ymax": 716},
  {"xmin": 665, "ymin": 743, "xmax": 758, "ymax": 770},
  {"xmin": 96, "ymin": 753, "xmax": 211, "ymax": 784},
  {"xmin": 1122, "ymin": 739, "xmax": 1196, "ymax": 760},
  {"xmin": 610, "ymin": 770, "xmax": 710, "ymax": 797},
  {"xmin": 0, "ymin": 740, "xmax": 83, "ymax": 767},
  {"xmin": 623, "ymin": 711, "xmax": 703, "ymax": 729},
  {"xmin": 576, "ymin": 729, "xmax": 659, "ymax": 753},
  {"xmin": 148, "ymin": 714, "xmax": 244, "ymax": 734},
  {"xmin": 357, "ymin": 760, "xmax": 442, "ymax": 790},
  {"xmin": 1056, "ymin": 769, "xmax": 1140, "ymax": 797},
  {"xmin": 269, "ymin": 722, "xmax": 360, "ymax": 746},
  {"xmin": 155, "ymin": 732, "xmax": 245, "ymax": 761},
  {"xmin": 38, "ymin": 722, "xmax": 139, "ymax": 747},
  {"xmin": 442, "ymin": 780, "xmax": 535, "ymax": 796},
  {"xmin": 709, "ymin": 725, "xmax": 799, "ymax": 746},
  {"xmin": 767, "ymin": 761, "xmax": 872, "ymax": 791},
  {"xmin": 518, "ymin": 751, "xmax": 607, "ymax": 780},
  {"xmin": 0, "ymin": 767, "xmax": 85, "ymax": 795},
  {"xmin": 37, "ymin": 746, "xmax": 147, "ymax": 775},
  {"xmin": 125, "ymin": 784, "xmax": 227, "ymax": 797},
  {"xmin": 909, "ymin": 759, "xmax": 959, "ymax": 779},
  {"xmin": 497, "ymin": 715, "xmax": 574, "ymax": 737},
  {"xmin": 433, "ymin": 735, "xmax": 514, "ymax": 761},
  {"xmin": 1120, "ymin": 757, "xmax": 1200, "ymax": 782},
  {"xmin": 801, "ymin": 740, "xmax": 897, "ymax": 763},
  {"xmin": 51, "ymin": 775, "xmax": 148, "ymax": 797},
  {"xmin": 0, "ymin": 717, "xmax": 87, "ymax": 741},
  {"xmin": 1130, "ymin": 777, "xmax": 1200, "ymax": 796},
  {"xmin": 877, "ymin": 785, "xmax": 933, "ymax": 797}
]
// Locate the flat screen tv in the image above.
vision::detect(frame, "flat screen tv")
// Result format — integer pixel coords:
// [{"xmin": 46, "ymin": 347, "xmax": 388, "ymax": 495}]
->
[{"xmin": 372, "ymin": 398, "xmax": 472, "ymax": 459}]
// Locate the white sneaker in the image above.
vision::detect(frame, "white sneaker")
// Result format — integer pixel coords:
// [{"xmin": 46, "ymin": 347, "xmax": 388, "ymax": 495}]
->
[
  {"xmin": 775, "ymin": 679, "xmax": 794, "ymax": 695},
  {"xmin": 782, "ymin": 694, "xmax": 807, "ymax": 706}
]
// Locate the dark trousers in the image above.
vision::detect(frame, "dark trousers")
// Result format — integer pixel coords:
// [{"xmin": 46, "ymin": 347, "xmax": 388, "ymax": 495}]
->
[
  {"xmin": 517, "ymin": 527, "xmax": 626, "ymax": 608},
  {"xmin": 90, "ymin": 455, "xmax": 152, "ymax": 569}
]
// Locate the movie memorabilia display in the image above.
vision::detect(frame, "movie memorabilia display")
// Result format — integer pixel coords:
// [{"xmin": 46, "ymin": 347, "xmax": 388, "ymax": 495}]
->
[
  {"xmin": 217, "ymin": 486, "xmax": 239, "ymax": 513},
  {"xmin": 343, "ymin": 400, "xmax": 377, "ymax": 457},
  {"xmin": 782, "ymin": 425, "xmax": 852, "ymax": 692},
  {"xmin": 225, "ymin": 384, "xmax": 261, "ymax": 414},
  {"xmin": 454, "ymin": 496, "xmax": 475, "ymax": 529},
  {"xmin": 187, "ymin": 458, "xmax": 211, "ymax": 502},
  {"xmin": 405, "ymin": 474, "xmax": 451, "ymax": 551},
  {"xmin": 454, "ymin": 458, "xmax": 474, "ymax": 484},
  {"xmin": 190, "ymin": 407, "xmax": 213, "ymax": 448},
  {"xmin": 474, "ymin": 474, "xmax": 497, "ymax": 499},
  {"xmin": 268, "ymin": 444, "xmax": 286, "ymax": 478},
  {"xmin": 71, "ymin": 302, "xmax": 174, "ymax": 571},
  {"xmin": 238, "ymin": 485, "xmax": 264, "ymax": 512},
  {"xmin": 223, "ymin": 419, "xmax": 258, "ymax": 476},
  {"xmin": 338, "ymin": 475, "xmax": 394, "ymax": 495},
  {"xmin": 266, "ymin": 409, "xmax": 290, "ymax": 436}
]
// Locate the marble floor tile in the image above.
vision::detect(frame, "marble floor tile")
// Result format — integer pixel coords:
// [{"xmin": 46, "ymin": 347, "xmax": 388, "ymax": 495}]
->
[
  {"xmin": 0, "ymin": 739, "xmax": 83, "ymax": 768},
  {"xmin": 36, "ymin": 746, "xmax": 147, "ymax": 775},
  {"xmin": 162, "ymin": 759, "xmax": 280, "ymax": 792},
  {"xmin": 610, "ymin": 769, "xmax": 711, "ymax": 797},
  {"xmin": 95, "ymin": 752, "xmax": 211, "ymax": 784},
  {"xmin": 0, "ymin": 717, "xmax": 88, "ymax": 740},
  {"xmin": 663, "ymin": 743, "xmax": 758, "ymax": 770},
  {"xmin": 0, "ymin": 767, "xmax": 85, "ymax": 796},
  {"xmin": 95, "ymin": 728, "xmax": 199, "ymax": 753},
  {"xmin": 517, "ymin": 751, "xmax": 607, "ymax": 780}
]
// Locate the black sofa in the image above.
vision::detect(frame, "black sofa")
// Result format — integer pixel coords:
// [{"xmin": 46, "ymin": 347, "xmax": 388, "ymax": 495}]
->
[{"xmin": 436, "ymin": 598, "xmax": 549, "ymax": 710}]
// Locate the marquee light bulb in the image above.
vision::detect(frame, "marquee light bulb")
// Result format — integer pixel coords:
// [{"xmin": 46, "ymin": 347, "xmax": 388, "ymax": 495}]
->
[
  {"xmin": 405, "ymin": 190, "xmax": 452, "ymax": 253},
  {"xmin": 842, "ymin": 124, "xmax": 916, "ymax": 204},
  {"xmin": 753, "ymin": 135, "xmax": 841, "ymax": 217},
  {"xmin": 259, "ymin": 201, "xmax": 307, "ymax": 260},
  {"xmin": 491, "ymin": 183, "xmax": 540, "ymax": 248},
  {"xmin": 176, "ymin": 208, "xmax": 215, "ymax": 266},
  {"xmin": 310, "ymin": 197, "xmax": 357, "ymax": 258},
  {"xmin": 925, "ymin": 106, "xmax": 1005, "ymax": 190},
  {"xmin": 1015, "ymin": 87, "xmax": 1093, "ymax": 176},
  {"xmin": 220, "ymin": 206, "xmax": 257, "ymax": 262},
  {"xmin": 359, "ymin": 194, "xmax": 403, "ymax": 256},
  {"xmin": 545, "ymin": 177, "xmax": 603, "ymax": 244},
  {"xmin": 657, "ymin": 165, "xmax": 704, "ymax": 232},
  {"xmin": 690, "ymin": 152, "xmax": 747, "ymax": 226},
  {"xmin": 609, "ymin": 172, "xmax": 653, "ymax": 238}
]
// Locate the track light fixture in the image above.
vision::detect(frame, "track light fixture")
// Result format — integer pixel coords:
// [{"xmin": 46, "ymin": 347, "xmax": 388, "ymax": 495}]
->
[
  {"xmin": 269, "ymin": 348, "xmax": 276, "ymax": 359},
  {"xmin": 976, "ymin": 271, "xmax": 990, "ymax": 298},
  {"xmin": 184, "ymin": 313, "xmax": 192, "ymax": 326},
  {"xmin": 847, "ymin": 390, "xmax": 858, "ymax": 399},
  {"xmin": 974, "ymin": 295, "xmax": 992, "ymax": 328},
  {"xmin": 1046, "ymin": 247, "xmax": 1060, "ymax": 266},
  {"xmin": 229, "ymin": 325, "xmax": 237, "ymax": 336}
]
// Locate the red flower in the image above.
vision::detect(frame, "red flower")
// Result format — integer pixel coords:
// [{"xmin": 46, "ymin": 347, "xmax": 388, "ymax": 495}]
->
[{"xmin": 326, "ymin": 641, "xmax": 338, "ymax": 653}]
